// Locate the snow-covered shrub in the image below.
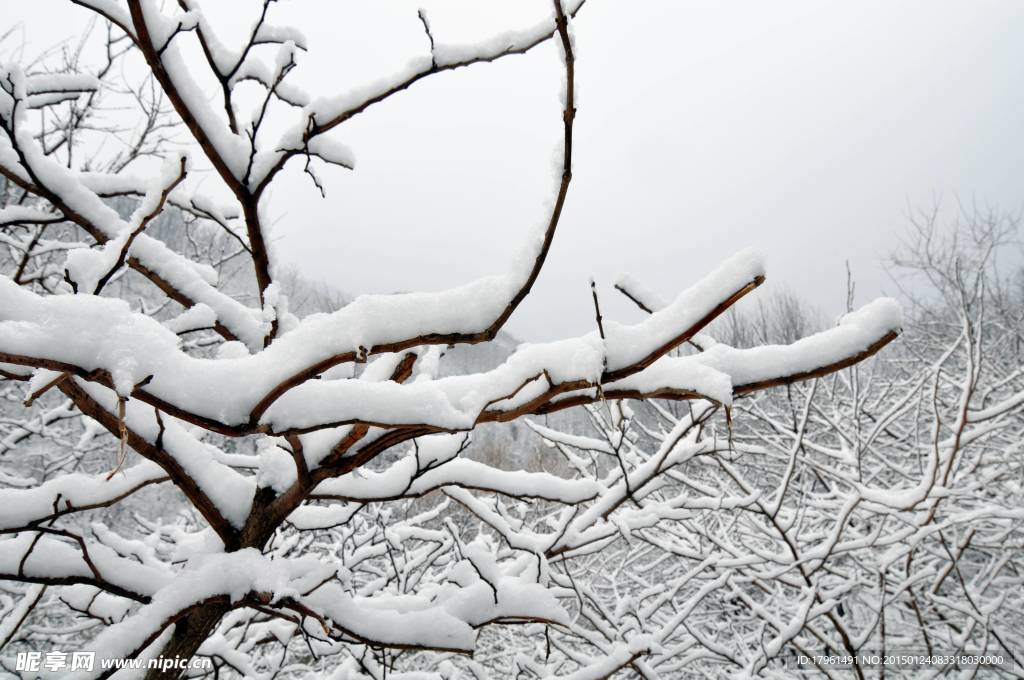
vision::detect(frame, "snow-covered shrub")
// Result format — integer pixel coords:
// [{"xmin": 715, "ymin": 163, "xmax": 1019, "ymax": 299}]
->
[{"xmin": 531, "ymin": 212, "xmax": 1023, "ymax": 678}]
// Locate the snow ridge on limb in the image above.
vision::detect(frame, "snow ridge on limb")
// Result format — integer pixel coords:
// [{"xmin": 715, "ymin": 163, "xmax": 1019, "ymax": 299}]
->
[
  {"xmin": 0, "ymin": 532, "xmax": 171, "ymax": 602},
  {"xmin": 298, "ymin": 0, "xmax": 586, "ymax": 136},
  {"xmin": 0, "ymin": 263, "xmax": 900, "ymax": 435},
  {"xmin": 601, "ymin": 249, "xmax": 765, "ymax": 380},
  {"xmin": 312, "ymin": 455, "xmax": 601, "ymax": 505},
  {"xmin": 604, "ymin": 297, "xmax": 903, "ymax": 405},
  {"xmin": 68, "ymin": 1, "xmax": 136, "ymax": 38},
  {"xmin": 0, "ymin": 460, "xmax": 167, "ymax": 532}
]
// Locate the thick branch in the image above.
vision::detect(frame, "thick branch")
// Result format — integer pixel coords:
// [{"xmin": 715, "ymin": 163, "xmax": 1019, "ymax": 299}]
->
[{"xmin": 58, "ymin": 378, "xmax": 238, "ymax": 545}]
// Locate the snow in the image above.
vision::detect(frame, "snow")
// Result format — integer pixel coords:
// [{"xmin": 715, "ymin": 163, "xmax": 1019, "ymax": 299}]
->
[
  {"xmin": 64, "ymin": 246, "xmax": 117, "ymax": 294},
  {"xmin": 306, "ymin": 585, "xmax": 476, "ymax": 652},
  {"xmin": 0, "ymin": 461, "xmax": 166, "ymax": 531},
  {"xmin": 0, "ymin": 533, "xmax": 172, "ymax": 597},
  {"xmin": 314, "ymin": 454, "xmax": 601, "ymax": 504},
  {"xmin": 136, "ymin": 0, "xmax": 251, "ymax": 179},
  {"xmin": 127, "ymin": 235, "xmax": 266, "ymax": 347},
  {"xmin": 1, "ymin": 68, "xmax": 265, "ymax": 346},
  {"xmin": 434, "ymin": 574, "xmax": 568, "ymax": 628},
  {"xmin": 695, "ymin": 296, "xmax": 902, "ymax": 391},
  {"xmin": 215, "ymin": 340, "xmax": 250, "ymax": 359},
  {"xmin": 414, "ymin": 346, "xmax": 444, "ymax": 382},
  {"xmin": 25, "ymin": 91, "xmax": 87, "ymax": 110},
  {"xmin": 0, "ymin": 245, "xmax": 900, "ymax": 435},
  {"xmin": 592, "ymin": 296, "xmax": 903, "ymax": 406},
  {"xmin": 431, "ymin": 0, "xmax": 585, "ymax": 67},
  {"xmin": 306, "ymin": 135, "xmax": 356, "ymax": 169},
  {"xmin": 0, "ymin": 205, "xmax": 58, "ymax": 226},
  {"xmin": 256, "ymin": 441, "xmax": 297, "ymax": 494},
  {"xmin": 268, "ymin": 378, "xmax": 472, "ymax": 431},
  {"xmin": 263, "ymin": 334, "xmax": 605, "ymax": 432},
  {"xmin": 0, "ymin": 584, "xmax": 46, "ymax": 642},
  {"xmin": 614, "ymin": 273, "xmax": 669, "ymax": 312},
  {"xmin": 22, "ymin": 73, "xmax": 100, "ymax": 96},
  {"xmin": 306, "ymin": 56, "xmax": 434, "ymax": 133},
  {"xmin": 856, "ymin": 430, "xmax": 938, "ymax": 509},
  {"xmin": 273, "ymin": 79, "xmax": 311, "ymax": 108},
  {"xmin": 443, "ymin": 487, "xmax": 549, "ymax": 553},
  {"xmin": 140, "ymin": 4, "xmax": 200, "ymax": 52},
  {"xmin": 603, "ymin": 249, "xmax": 764, "ymax": 373},
  {"xmin": 525, "ymin": 419, "xmax": 615, "ymax": 455},
  {"xmin": 71, "ymin": 0, "xmax": 135, "ymax": 36},
  {"xmin": 968, "ymin": 388, "xmax": 1024, "ymax": 423},
  {"xmin": 81, "ymin": 172, "xmax": 238, "ymax": 224},
  {"xmin": 163, "ymin": 303, "xmax": 217, "ymax": 334},
  {"xmin": 4, "ymin": 0, "xmax": 592, "ymax": 359},
  {"xmin": 287, "ymin": 502, "xmax": 360, "ymax": 530},
  {"xmin": 72, "ymin": 380, "xmax": 256, "ymax": 528},
  {"xmin": 254, "ymin": 24, "xmax": 308, "ymax": 50},
  {"xmin": 229, "ymin": 57, "xmax": 273, "ymax": 89},
  {"xmin": 66, "ymin": 550, "xmax": 301, "ymax": 678},
  {"xmin": 542, "ymin": 637, "xmax": 652, "ymax": 680},
  {"xmin": 46, "ymin": 543, "xmax": 566, "ymax": 667},
  {"xmin": 606, "ymin": 358, "xmax": 735, "ymax": 406},
  {"xmin": 302, "ymin": 547, "xmax": 567, "ymax": 652},
  {"xmin": 181, "ymin": 1, "xmax": 239, "ymax": 75},
  {"xmin": 66, "ymin": 153, "xmax": 186, "ymax": 295},
  {"xmin": 2, "ymin": 273, "xmax": 570, "ymax": 429},
  {"xmin": 546, "ymin": 437, "xmax": 715, "ymax": 556}
]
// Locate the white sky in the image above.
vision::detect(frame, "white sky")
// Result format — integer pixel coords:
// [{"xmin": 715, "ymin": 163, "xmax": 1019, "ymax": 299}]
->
[{"xmin": 7, "ymin": 1, "xmax": 1024, "ymax": 340}]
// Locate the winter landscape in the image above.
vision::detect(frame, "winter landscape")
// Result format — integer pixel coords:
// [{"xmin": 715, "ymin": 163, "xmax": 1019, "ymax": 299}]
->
[{"xmin": 0, "ymin": 1, "xmax": 1021, "ymax": 678}]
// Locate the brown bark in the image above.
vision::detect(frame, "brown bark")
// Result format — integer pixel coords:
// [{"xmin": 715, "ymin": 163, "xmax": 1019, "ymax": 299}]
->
[{"xmin": 142, "ymin": 603, "xmax": 230, "ymax": 680}]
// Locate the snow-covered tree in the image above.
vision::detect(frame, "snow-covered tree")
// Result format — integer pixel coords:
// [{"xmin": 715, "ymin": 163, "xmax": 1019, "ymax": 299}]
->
[
  {"xmin": 0, "ymin": 2, "xmax": 902, "ymax": 678},
  {"xmin": 534, "ymin": 210, "xmax": 1023, "ymax": 678}
]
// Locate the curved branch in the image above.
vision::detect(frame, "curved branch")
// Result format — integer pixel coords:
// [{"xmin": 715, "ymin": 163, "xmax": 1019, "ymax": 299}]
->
[{"xmin": 247, "ymin": 2, "xmax": 583, "ymax": 414}]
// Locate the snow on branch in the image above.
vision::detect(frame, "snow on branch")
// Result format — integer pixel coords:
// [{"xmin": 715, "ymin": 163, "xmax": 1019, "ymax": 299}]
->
[
  {"xmin": 313, "ymin": 456, "xmax": 601, "ymax": 505},
  {"xmin": 66, "ymin": 154, "xmax": 189, "ymax": 294},
  {"xmin": 0, "ymin": 264, "xmax": 900, "ymax": 437},
  {"xmin": 0, "ymin": 532, "xmax": 170, "ymax": 602},
  {"xmin": 0, "ymin": 461, "xmax": 167, "ymax": 532}
]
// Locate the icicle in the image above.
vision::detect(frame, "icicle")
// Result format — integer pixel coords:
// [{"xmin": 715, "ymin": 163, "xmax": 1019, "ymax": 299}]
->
[{"xmin": 105, "ymin": 397, "xmax": 129, "ymax": 481}]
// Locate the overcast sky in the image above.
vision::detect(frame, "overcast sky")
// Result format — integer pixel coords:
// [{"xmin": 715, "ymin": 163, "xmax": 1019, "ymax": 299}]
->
[{"xmin": 7, "ymin": 1, "xmax": 1024, "ymax": 340}]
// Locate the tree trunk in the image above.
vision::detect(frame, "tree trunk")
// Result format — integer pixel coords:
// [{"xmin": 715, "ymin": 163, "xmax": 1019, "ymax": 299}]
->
[{"xmin": 143, "ymin": 603, "xmax": 229, "ymax": 680}]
